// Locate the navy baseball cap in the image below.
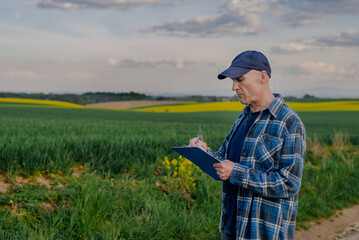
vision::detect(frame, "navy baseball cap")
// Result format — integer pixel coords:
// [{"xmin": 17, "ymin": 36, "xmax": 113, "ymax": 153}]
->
[{"xmin": 218, "ymin": 50, "xmax": 271, "ymax": 79}]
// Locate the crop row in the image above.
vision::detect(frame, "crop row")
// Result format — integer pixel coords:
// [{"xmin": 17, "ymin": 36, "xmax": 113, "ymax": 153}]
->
[{"xmin": 1, "ymin": 107, "xmax": 359, "ymax": 176}]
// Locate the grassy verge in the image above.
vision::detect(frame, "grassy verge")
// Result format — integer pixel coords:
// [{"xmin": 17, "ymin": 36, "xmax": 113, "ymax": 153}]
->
[
  {"xmin": 1, "ymin": 134, "xmax": 359, "ymax": 238},
  {"xmin": 0, "ymin": 168, "xmax": 222, "ymax": 239},
  {"xmin": 297, "ymin": 133, "xmax": 359, "ymax": 229}
]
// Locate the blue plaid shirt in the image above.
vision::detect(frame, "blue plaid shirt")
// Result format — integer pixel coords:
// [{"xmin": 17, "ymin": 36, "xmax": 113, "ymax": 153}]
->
[{"xmin": 209, "ymin": 94, "xmax": 306, "ymax": 240}]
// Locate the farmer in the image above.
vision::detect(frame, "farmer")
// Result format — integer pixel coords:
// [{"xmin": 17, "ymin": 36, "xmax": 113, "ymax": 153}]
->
[{"xmin": 189, "ymin": 50, "xmax": 306, "ymax": 240}]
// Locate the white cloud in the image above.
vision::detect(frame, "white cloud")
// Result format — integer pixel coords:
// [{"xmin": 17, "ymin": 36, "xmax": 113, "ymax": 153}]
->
[
  {"xmin": 316, "ymin": 29, "xmax": 359, "ymax": 48},
  {"xmin": 145, "ymin": 0, "xmax": 277, "ymax": 37},
  {"xmin": 273, "ymin": 61, "xmax": 359, "ymax": 98},
  {"xmin": 107, "ymin": 58, "xmax": 119, "ymax": 66},
  {"xmin": 271, "ymin": 43, "xmax": 317, "ymax": 54},
  {"xmin": 144, "ymin": 0, "xmax": 359, "ymax": 37},
  {"xmin": 64, "ymin": 72, "xmax": 98, "ymax": 79},
  {"xmin": 281, "ymin": 61, "xmax": 359, "ymax": 87},
  {"xmin": 281, "ymin": 11, "xmax": 325, "ymax": 27},
  {"xmin": 2, "ymin": 70, "xmax": 38, "ymax": 78},
  {"xmin": 39, "ymin": 1, "xmax": 86, "ymax": 10},
  {"xmin": 280, "ymin": 0, "xmax": 359, "ymax": 27},
  {"xmin": 108, "ymin": 57, "xmax": 193, "ymax": 69},
  {"xmin": 299, "ymin": 61, "xmax": 348, "ymax": 75},
  {"xmin": 37, "ymin": 0, "xmax": 172, "ymax": 10},
  {"xmin": 169, "ymin": 0, "xmax": 195, "ymax": 6},
  {"xmin": 109, "ymin": 57, "xmax": 217, "ymax": 69},
  {"xmin": 271, "ymin": 30, "xmax": 359, "ymax": 54}
]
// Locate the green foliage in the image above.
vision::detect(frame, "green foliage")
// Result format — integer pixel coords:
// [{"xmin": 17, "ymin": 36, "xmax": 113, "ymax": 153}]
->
[
  {"xmin": 1, "ymin": 107, "xmax": 358, "ymax": 177},
  {"xmin": 0, "ymin": 173, "xmax": 222, "ymax": 239},
  {"xmin": 297, "ymin": 142, "xmax": 359, "ymax": 226},
  {"xmin": 1, "ymin": 106, "xmax": 359, "ymax": 238},
  {"xmin": 298, "ymin": 111, "xmax": 359, "ymax": 144}
]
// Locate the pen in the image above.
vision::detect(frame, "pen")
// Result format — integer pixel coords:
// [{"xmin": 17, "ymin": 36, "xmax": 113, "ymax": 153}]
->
[{"xmin": 196, "ymin": 130, "xmax": 201, "ymax": 144}]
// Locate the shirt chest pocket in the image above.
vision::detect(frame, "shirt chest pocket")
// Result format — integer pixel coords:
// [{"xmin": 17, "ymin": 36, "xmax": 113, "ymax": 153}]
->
[{"xmin": 254, "ymin": 134, "xmax": 283, "ymax": 171}]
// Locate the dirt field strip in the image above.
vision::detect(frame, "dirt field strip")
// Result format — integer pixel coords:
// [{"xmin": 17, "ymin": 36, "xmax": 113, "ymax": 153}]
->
[
  {"xmin": 0, "ymin": 166, "xmax": 85, "ymax": 193},
  {"xmin": 86, "ymin": 100, "xmax": 190, "ymax": 108},
  {"xmin": 295, "ymin": 205, "xmax": 359, "ymax": 240},
  {"xmin": 329, "ymin": 223, "xmax": 359, "ymax": 240}
]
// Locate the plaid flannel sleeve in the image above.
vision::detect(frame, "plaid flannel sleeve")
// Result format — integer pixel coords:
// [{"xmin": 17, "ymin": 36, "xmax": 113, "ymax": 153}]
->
[
  {"xmin": 230, "ymin": 118, "xmax": 306, "ymax": 199},
  {"xmin": 208, "ymin": 144, "xmax": 226, "ymax": 160},
  {"xmin": 208, "ymin": 130, "xmax": 233, "ymax": 161}
]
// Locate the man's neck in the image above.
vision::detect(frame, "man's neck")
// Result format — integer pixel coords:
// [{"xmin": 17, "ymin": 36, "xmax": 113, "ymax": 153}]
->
[{"xmin": 249, "ymin": 93, "xmax": 275, "ymax": 113}]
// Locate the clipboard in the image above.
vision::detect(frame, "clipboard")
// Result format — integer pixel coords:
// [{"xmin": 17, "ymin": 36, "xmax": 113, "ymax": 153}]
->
[{"xmin": 170, "ymin": 146, "xmax": 221, "ymax": 181}]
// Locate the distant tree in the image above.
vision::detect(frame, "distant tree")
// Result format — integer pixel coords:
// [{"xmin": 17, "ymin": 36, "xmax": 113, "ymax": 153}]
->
[{"xmin": 303, "ymin": 94, "xmax": 316, "ymax": 99}]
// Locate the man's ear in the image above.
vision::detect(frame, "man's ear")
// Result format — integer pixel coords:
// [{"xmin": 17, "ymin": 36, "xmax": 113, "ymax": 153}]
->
[{"xmin": 260, "ymin": 70, "xmax": 268, "ymax": 83}]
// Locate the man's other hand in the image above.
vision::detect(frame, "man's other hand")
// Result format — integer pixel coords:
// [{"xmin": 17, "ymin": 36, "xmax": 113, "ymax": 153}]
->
[
  {"xmin": 188, "ymin": 138, "xmax": 208, "ymax": 152},
  {"xmin": 213, "ymin": 160, "xmax": 235, "ymax": 180}
]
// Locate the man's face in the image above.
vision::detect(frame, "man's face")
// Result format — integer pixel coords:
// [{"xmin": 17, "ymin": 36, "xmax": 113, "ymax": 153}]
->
[{"xmin": 231, "ymin": 70, "xmax": 262, "ymax": 106}]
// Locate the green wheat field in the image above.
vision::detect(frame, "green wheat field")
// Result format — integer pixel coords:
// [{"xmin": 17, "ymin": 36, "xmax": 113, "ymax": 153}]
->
[{"xmin": 1, "ymin": 105, "xmax": 359, "ymax": 239}]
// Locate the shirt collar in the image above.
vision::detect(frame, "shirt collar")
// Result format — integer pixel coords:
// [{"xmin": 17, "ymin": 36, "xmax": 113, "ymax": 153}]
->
[
  {"xmin": 241, "ymin": 93, "xmax": 284, "ymax": 118},
  {"xmin": 266, "ymin": 93, "xmax": 284, "ymax": 118}
]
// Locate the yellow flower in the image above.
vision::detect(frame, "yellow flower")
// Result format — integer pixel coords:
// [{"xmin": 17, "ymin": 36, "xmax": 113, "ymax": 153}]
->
[
  {"xmin": 164, "ymin": 158, "xmax": 170, "ymax": 165},
  {"xmin": 159, "ymin": 154, "xmax": 202, "ymax": 195},
  {"xmin": 0, "ymin": 98, "xmax": 84, "ymax": 108},
  {"xmin": 171, "ymin": 159, "xmax": 178, "ymax": 166}
]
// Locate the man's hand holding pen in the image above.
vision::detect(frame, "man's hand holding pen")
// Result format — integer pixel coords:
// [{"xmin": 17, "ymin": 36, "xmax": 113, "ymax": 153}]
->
[
  {"xmin": 188, "ymin": 138, "xmax": 208, "ymax": 151},
  {"xmin": 188, "ymin": 130, "xmax": 234, "ymax": 180},
  {"xmin": 188, "ymin": 130, "xmax": 208, "ymax": 151}
]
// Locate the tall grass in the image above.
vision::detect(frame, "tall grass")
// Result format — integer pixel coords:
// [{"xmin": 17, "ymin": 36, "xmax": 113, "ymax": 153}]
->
[
  {"xmin": 0, "ymin": 173, "xmax": 222, "ymax": 239},
  {"xmin": 1, "ymin": 107, "xmax": 359, "ymax": 176},
  {"xmin": 0, "ymin": 133, "xmax": 358, "ymax": 238},
  {"xmin": 1, "ymin": 106, "xmax": 359, "ymax": 238},
  {"xmin": 297, "ymin": 132, "xmax": 359, "ymax": 229}
]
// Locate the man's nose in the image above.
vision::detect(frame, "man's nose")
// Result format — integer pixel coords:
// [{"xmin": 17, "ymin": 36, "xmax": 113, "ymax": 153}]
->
[{"xmin": 232, "ymin": 81, "xmax": 239, "ymax": 91}]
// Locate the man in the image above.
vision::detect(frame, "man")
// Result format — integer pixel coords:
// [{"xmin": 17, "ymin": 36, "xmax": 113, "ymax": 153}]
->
[{"xmin": 189, "ymin": 50, "xmax": 306, "ymax": 240}]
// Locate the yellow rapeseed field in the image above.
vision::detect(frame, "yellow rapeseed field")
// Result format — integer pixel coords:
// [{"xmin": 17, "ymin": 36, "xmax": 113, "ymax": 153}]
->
[
  {"xmin": 2, "ymin": 98, "xmax": 358, "ymax": 112},
  {"xmin": 287, "ymin": 101, "xmax": 359, "ymax": 111},
  {"xmin": 0, "ymin": 98, "xmax": 85, "ymax": 108},
  {"xmin": 136, "ymin": 101, "xmax": 359, "ymax": 112},
  {"xmin": 136, "ymin": 101, "xmax": 246, "ymax": 112}
]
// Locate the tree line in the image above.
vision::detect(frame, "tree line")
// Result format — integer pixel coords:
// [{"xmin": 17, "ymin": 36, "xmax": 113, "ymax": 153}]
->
[
  {"xmin": 0, "ymin": 91, "xmax": 226, "ymax": 105},
  {"xmin": 1, "ymin": 92, "xmax": 356, "ymax": 105}
]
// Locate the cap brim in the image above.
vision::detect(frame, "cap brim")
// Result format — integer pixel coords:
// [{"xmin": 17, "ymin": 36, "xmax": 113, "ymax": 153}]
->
[{"xmin": 217, "ymin": 66, "xmax": 251, "ymax": 80}]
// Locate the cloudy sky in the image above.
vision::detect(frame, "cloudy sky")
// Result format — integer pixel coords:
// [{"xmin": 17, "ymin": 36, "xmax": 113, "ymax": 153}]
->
[{"xmin": 1, "ymin": 0, "xmax": 359, "ymax": 97}]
